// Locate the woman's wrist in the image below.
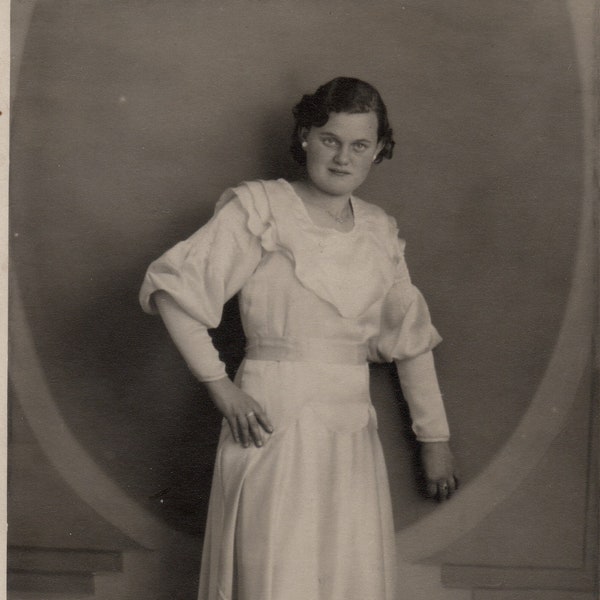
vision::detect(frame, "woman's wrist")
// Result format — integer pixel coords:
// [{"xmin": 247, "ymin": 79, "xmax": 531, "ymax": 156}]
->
[{"xmin": 204, "ymin": 376, "xmax": 234, "ymax": 401}]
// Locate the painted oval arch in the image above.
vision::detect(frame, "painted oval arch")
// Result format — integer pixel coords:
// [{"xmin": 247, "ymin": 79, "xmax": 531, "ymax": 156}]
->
[{"xmin": 10, "ymin": 0, "xmax": 589, "ymax": 549}]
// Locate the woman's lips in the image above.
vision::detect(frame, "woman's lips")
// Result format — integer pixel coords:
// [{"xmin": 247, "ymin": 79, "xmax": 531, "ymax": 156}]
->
[{"xmin": 329, "ymin": 168, "xmax": 351, "ymax": 175}]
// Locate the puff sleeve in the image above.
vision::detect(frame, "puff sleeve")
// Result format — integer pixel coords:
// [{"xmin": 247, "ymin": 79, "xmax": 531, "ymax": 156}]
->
[
  {"xmin": 377, "ymin": 218, "xmax": 450, "ymax": 442},
  {"xmin": 139, "ymin": 193, "xmax": 263, "ymax": 381},
  {"xmin": 376, "ymin": 222, "xmax": 442, "ymax": 363}
]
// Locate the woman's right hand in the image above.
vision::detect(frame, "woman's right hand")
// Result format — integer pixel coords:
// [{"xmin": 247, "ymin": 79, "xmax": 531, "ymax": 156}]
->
[{"xmin": 205, "ymin": 377, "xmax": 274, "ymax": 448}]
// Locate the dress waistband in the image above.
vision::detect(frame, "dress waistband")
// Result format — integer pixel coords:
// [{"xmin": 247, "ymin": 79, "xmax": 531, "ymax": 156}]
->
[{"xmin": 245, "ymin": 336, "xmax": 368, "ymax": 365}]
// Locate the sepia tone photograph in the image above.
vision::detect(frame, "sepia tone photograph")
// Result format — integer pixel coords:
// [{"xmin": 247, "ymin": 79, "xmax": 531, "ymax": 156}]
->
[{"xmin": 6, "ymin": 1, "xmax": 598, "ymax": 599}]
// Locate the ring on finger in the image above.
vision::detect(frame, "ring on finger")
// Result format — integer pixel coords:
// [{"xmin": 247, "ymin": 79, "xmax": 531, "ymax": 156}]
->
[{"xmin": 246, "ymin": 411, "xmax": 256, "ymax": 418}]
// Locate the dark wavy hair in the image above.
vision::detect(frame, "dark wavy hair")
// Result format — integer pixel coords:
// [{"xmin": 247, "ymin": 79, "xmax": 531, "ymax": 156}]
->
[{"xmin": 290, "ymin": 77, "xmax": 395, "ymax": 166}]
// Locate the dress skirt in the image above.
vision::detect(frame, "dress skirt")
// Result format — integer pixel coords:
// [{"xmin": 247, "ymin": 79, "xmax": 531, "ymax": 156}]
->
[{"xmin": 198, "ymin": 358, "xmax": 397, "ymax": 600}]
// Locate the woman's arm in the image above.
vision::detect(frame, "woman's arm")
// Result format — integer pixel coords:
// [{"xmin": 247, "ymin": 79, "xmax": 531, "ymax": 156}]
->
[
  {"xmin": 155, "ymin": 290, "xmax": 273, "ymax": 448},
  {"xmin": 395, "ymin": 351, "xmax": 459, "ymax": 501}
]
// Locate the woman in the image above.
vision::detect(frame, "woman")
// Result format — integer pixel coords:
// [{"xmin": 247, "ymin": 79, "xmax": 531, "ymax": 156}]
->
[{"xmin": 140, "ymin": 77, "xmax": 458, "ymax": 600}]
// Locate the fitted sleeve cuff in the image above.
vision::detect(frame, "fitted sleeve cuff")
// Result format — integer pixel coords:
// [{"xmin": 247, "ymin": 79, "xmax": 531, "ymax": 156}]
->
[
  {"xmin": 395, "ymin": 351, "xmax": 450, "ymax": 442},
  {"xmin": 194, "ymin": 360, "xmax": 228, "ymax": 383},
  {"xmin": 154, "ymin": 291, "xmax": 229, "ymax": 383}
]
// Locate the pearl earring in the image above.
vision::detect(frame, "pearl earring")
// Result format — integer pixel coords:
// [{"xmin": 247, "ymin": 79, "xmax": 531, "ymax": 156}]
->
[
  {"xmin": 372, "ymin": 154, "xmax": 378, "ymax": 162},
  {"xmin": 301, "ymin": 141, "xmax": 308, "ymax": 149}
]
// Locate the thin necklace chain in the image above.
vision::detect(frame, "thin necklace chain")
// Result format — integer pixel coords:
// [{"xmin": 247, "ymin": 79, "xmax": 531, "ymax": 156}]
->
[
  {"xmin": 292, "ymin": 181, "xmax": 353, "ymax": 224},
  {"xmin": 306, "ymin": 199, "xmax": 353, "ymax": 224}
]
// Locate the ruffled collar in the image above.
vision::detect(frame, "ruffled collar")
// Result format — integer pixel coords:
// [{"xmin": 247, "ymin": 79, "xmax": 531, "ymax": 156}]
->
[{"xmin": 222, "ymin": 179, "xmax": 397, "ymax": 319}]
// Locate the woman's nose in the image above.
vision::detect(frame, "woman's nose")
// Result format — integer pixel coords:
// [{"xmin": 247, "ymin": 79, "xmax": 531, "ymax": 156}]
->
[{"xmin": 334, "ymin": 145, "xmax": 351, "ymax": 165}]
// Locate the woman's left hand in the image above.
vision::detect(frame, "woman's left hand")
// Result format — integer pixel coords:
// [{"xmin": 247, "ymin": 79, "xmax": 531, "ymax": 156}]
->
[{"xmin": 420, "ymin": 441, "xmax": 459, "ymax": 502}]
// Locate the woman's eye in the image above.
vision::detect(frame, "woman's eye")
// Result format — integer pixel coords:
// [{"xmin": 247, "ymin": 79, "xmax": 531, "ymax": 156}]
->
[
  {"xmin": 353, "ymin": 142, "xmax": 367, "ymax": 152},
  {"xmin": 322, "ymin": 137, "xmax": 338, "ymax": 147}
]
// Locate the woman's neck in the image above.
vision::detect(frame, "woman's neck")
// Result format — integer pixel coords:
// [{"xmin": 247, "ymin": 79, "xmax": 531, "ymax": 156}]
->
[
  {"xmin": 292, "ymin": 179, "xmax": 350, "ymax": 212},
  {"xmin": 290, "ymin": 179, "xmax": 354, "ymax": 231}
]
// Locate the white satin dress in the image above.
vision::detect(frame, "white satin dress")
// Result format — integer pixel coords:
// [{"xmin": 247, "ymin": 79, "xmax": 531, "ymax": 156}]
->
[{"xmin": 140, "ymin": 179, "xmax": 449, "ymax": 600}]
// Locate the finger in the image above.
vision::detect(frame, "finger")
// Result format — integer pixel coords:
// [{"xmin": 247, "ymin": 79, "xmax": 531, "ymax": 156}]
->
[
  {"xmin": 437, "ymin": 481, "xmax": 450, "ymax": 502},
  {"xmin": 447, "ymin": 476, "xmax": 457, "ymax": 495},
  {"xmin": 254, "ymin": 408, "xmax": 274, "ymax": 434},
  {"xmin": 426, "ymin": 481, "xmax": 438, "ymax": 499},
  {"xmin": 226, "ymin": 417, "xmax": 240, "ymax": 444},
  {"xmin": 236, "ymin": 414, "xmax": 251, "ymax": 447},
  {"xmin": 246, "ymin": 412, "xmax": 264, "ymax": 447}
]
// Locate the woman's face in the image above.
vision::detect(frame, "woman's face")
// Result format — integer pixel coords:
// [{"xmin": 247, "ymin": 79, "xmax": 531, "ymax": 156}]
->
[{"xmin": 301, "ymin": 111, "xmax": 384, "ymax": 199}]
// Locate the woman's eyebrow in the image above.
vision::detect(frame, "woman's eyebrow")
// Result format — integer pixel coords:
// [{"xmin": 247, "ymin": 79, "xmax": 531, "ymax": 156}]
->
[{"xmin": 318, "ymin": 131, "xmax": 373, "ymax": 144}]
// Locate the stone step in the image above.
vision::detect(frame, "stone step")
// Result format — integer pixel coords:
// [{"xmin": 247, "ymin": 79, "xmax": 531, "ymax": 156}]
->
[
  {"xmin": 9, "ymin": 546, "xmax": 122, "ymax": 575},
  {"xmin": 7, "ymin": 571, "xmax": 94, "ymax": 596},
  {"xmin": 8, "ymin": 546, "xmax": 123, "ymax": 597},
  {"xmin": 9, "ymin": 591, "xmax": 93, "ymax": 600}
]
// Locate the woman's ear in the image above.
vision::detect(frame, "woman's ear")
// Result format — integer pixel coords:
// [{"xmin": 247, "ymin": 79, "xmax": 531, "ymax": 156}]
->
[
  {"xmin": 299, "ymin": 127, "xmax": 309, "ymax": 145},
  {"xmin": 373, "ymin": 140, "xmax": 385, "ymax": 162}
]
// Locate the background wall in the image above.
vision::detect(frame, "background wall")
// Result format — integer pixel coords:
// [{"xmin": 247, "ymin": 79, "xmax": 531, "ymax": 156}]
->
[{"xmin": 9, "ymin": 1, "xmax": 597, "ymax": 599}]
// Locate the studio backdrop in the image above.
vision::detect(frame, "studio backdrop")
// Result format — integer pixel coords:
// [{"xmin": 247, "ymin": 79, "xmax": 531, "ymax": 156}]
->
[{"xmin": 9, "ymin": 1, "xmax": 597, "ymax": 599}]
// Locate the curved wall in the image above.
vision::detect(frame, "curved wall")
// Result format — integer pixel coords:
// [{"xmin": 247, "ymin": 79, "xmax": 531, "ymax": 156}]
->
[{"xmin": 10, "ymin": 0, "xmax": 584, "ymax": 540}]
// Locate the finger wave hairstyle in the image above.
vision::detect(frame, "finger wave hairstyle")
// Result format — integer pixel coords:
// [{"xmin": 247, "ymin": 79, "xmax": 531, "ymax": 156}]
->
[{"xmin": 290, "ymin": 77, "xmax": 395, "ymax": 166}]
